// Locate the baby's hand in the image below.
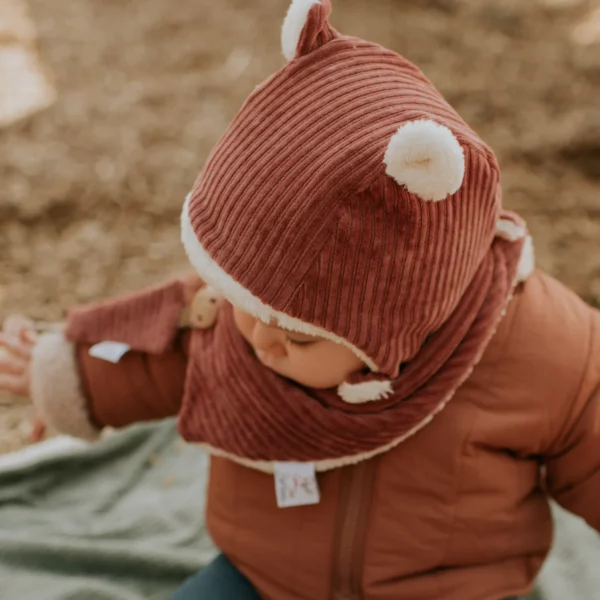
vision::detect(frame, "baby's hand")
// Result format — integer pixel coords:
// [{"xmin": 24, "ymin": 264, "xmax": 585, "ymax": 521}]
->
[
  {"xmin": 0, "ymin": 316, "xmax": 47, "ymax": 442},
  {"xmin": 0, "ymin": 318, "xmax": 37, "ymax": 398}
]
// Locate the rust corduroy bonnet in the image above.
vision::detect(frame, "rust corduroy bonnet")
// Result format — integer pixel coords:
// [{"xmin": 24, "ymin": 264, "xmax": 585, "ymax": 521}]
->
[{"xmin": 175, "ymin": 0, "xmax": 535, "ymax": 468}]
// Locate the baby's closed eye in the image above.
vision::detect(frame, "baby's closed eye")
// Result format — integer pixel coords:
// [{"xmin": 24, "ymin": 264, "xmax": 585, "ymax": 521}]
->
[{"xmin": 285, "ymin": 333, "xmax": 318, "ymax": 346}]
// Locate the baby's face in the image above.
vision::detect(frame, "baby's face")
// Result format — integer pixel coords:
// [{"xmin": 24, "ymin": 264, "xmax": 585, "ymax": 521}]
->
[{"xmin": 233, "ymin": 307, "xmax": 365, "ymax": 388}]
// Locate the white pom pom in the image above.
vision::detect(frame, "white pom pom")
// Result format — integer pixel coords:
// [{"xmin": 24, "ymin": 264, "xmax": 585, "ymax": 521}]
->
[
  {"xmin": 384, "ymin": 120, "xmax": 465, "ymax": 202},
  {"xmin": 281, "ymin": 0, "xmax": 321, "ymax": 62},
  {"xmin": 337, "ymin": 380, "xmax": 394, "ymax": 404}
]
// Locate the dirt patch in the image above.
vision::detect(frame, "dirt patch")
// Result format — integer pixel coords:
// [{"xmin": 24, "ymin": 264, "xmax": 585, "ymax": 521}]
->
[{"xmin": 1, "ymin": 0, "xmax": 599, "ymax": 452}]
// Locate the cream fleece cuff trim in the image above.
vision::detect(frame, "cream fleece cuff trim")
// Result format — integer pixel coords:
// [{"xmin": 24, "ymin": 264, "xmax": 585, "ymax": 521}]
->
[{"xmin": 30, "ymin": 332, "xmax": 101, "ymax": 441}]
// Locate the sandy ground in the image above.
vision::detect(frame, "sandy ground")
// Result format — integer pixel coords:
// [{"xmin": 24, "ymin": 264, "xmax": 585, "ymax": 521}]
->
[{"xmin": 1, "ymin": 0, "xmax": 599, "ymax": 452}]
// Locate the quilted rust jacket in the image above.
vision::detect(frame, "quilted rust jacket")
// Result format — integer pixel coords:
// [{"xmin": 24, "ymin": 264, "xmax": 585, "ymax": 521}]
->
[{"xmin": 30, "ymin": 272, "xmax": 600, "ymax": 600}]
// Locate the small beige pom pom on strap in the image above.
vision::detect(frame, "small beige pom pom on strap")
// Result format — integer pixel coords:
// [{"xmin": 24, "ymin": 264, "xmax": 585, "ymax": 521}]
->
[
  {"xmin": 337, "ymin": 378, "xmax": 394, "ymax": 404},
  {"xmin": 179, "ymin": 286, "xmax": 223, "ymax": 330}
]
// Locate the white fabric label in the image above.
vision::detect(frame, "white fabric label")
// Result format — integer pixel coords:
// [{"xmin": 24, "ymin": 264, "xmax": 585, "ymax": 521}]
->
[
  {"xmin": 274, "ymin": 462, "xmax": 320, "ymax": 508},
  {"xmin": 89, "ymin": 341, "xmax": 131, "ymax": 363}
]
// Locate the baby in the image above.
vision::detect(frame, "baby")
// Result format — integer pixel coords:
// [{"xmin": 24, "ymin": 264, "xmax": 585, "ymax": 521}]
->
[{"xmin": 1, "ymin": 2, "xmax": 598, "ymax": 599}]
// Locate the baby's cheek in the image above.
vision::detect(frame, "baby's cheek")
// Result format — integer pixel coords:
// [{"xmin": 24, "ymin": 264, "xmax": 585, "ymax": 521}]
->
[
  {"xmin": 290, "ymin": 346, "xmax": 352, "ymax": 388},
  {"xmin": 232, "ymin": 307, "xmax": 255, "ymax": 340},
  {"xmin": 307, "ymin": 352, "xmax": 337, "ymax": 382}
]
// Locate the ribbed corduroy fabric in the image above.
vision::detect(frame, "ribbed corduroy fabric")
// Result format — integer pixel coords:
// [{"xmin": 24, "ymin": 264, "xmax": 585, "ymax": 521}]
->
[
  {"xmin": 65, "ymin": 280, "xmax": 187, "ymax": 354},
  {"xmin": 177, "ymin": 233, "xmax": 522, "ymax": 467},
  {"xmin": 185, "ymin": 1, "xmax": 502, "ymax": 378},
  {"xmin": 63, "ymin": 0, "xmax": 531, "ymax": 466},
  {"xmin": 293, "ymin": 1, "xmax": 338, "ymax": 59},
  {"xmin": 62, "ymin": 227, "xmax": 524, "ymax": 466}
]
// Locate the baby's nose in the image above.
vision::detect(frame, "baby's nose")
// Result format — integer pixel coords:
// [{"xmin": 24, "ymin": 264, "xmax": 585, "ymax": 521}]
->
[{"xmin": 252, "ymin": 322, "xmax": 286, "ymax": 356}]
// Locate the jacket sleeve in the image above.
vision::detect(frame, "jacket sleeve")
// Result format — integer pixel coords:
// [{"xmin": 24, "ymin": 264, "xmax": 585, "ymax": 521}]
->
[
  {"xmin": 543, "ymin": 312, "xmax": 600, "ymax": 532},
  {"xmin": 30, "ymin": 330, "xmax": 190, "ymax": 440}
]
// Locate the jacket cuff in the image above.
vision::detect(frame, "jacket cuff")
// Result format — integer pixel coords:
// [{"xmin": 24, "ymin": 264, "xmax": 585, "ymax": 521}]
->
[{"xmin": 30, "ymin": 332, "xmax": 101, "ymax": 441}]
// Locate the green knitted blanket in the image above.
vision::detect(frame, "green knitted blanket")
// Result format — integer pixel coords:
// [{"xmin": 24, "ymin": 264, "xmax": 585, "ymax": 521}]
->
[{"xmin": 0, "ymin": 420, "xmax": 596, "ymax": 600}]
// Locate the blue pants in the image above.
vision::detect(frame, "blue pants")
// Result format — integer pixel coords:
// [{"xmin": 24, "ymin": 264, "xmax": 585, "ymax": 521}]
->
[
  {"xmin": 170, "ymin": 554, "xmax": 260, "ymax": 599},
  {"xmin": 170, "ymin": 553, "xmax": 522, "ymax": 600}
]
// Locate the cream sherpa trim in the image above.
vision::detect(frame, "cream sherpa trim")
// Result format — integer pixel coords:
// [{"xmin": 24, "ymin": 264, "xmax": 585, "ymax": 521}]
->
[
  {"xmin": 495, "ymin": 218, "xmax": 534, "ymax": 282},
  {"xmin": 30, "ymin": 332, "xmax": 101, "ymax": 441},
  {"xmin": 495, "ymin": 218, "xmax": 526, "ymax": 242},
  {"xmin": 281, "ymin": 0, "xmax": 322, "ymax": 61},
  {"xmin": 516, "ymin": 235, "xmax": 535, "ymax": 283},
  {"xmin": 181, "ymin": 194, "xmax": 379, "ymax": 372},
  {"xmin": 384, "ymin": 120, "xmax": 465, "ymax": 202},
  {"xmin": 337, "ymin": 379, "xmax": 394, "ymax": 403}
]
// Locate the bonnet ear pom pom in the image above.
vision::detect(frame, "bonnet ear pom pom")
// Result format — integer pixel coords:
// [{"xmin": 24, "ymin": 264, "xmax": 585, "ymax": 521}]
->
[
  {"xmin": 384, "ymin": 120, "xmax": 465, "ymax": 202},
  {"xmin": 282, "ymin": 0, "xmax": 323, "ymax": 61}
]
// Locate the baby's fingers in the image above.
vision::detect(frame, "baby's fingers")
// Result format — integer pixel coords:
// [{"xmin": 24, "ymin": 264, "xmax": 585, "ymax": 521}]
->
[
  {"xmin": 0, "ymin": 333, "xmax": 32, "ymax": 359},
  {"xmin": 0, "ymin": 353, "xmax": 25, "ymax": 376},
  {"xmin": 3, "ymin": 315, "xmax": 35, "ymax": 337},
  {"xmin": 20, "ymin": 327, "xmax": 38, "ymax": 346},
  {"xmin": 30, "ymin": 417, "xmax": 46, "ymax": 442},
  {"xmin": 0, "ymin": 373, "xmax": 27, "ymax": 396}
]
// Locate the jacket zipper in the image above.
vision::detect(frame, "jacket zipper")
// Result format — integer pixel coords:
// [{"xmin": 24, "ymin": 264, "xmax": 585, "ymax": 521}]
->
[{"xmin": 331, "ymin": 459, "xmax": 377, "ymax": 600}]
